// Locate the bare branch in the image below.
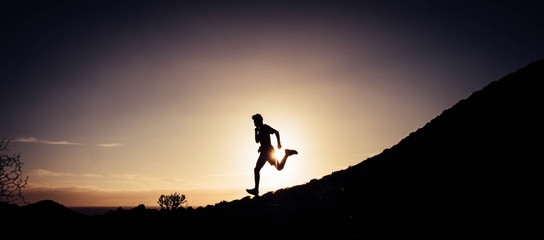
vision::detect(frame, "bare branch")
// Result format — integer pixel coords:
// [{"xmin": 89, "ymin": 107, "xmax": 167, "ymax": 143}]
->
[
  {"xmin": 0, "ymin": 138, "xmax": 12, "ymax": 151},
  {"xmin": 157, "ymin": 192, "xmax": 187, "ymax": 211},
  {"xmin": 0, "ymin": 138, "xmax": 28, "ymax": 204}
]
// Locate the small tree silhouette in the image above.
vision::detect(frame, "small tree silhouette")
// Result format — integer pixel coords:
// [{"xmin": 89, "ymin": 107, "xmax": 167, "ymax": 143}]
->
[
  {"xmin": 0, "ymin": 138, "xmax": 28, "ymax": 204},
  {"xmin": 157, "ymin": 192, "xmax": 186, "ymax": 211}
]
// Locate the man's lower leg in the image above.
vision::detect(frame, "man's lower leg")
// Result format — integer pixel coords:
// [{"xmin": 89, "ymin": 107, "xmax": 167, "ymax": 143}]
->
[
  {"xmin": 277, "ymin": 149, "xmax": 298, "ymax": 171},
  {"xmin": 254, "ymin": 168, "xmax": 260, "ymax": 191},
  {"xmin": 246, "ymin": 168, "xmax": 260, "ymax": 196}
]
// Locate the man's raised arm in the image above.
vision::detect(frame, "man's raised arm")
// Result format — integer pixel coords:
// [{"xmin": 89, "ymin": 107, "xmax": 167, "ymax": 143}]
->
[{"xmin": 272, "ymin": 128, "xmax": 282, "ymax": 149}]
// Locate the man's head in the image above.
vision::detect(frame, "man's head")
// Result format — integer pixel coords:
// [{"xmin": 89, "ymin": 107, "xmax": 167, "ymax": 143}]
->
[{"xmin": 252, "ymin": 113, "xmax": 263, "ymax": 127}]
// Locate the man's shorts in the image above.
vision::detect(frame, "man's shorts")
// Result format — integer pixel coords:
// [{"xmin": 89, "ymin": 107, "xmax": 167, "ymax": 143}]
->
[{"xmin": 258, "ymin": 145, "xmax": 277, "ymax": 166}]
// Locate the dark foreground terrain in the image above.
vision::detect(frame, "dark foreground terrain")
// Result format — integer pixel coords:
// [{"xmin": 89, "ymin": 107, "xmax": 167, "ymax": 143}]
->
[{"xmin": 2, "ymin": 60, "xmax": 542, "ymax": 239}]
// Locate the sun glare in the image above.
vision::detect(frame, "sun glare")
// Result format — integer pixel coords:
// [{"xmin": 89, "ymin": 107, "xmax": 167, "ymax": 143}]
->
[{"xmin": 274, "ymin": 148, "xmax": 285, "ymax": 162}]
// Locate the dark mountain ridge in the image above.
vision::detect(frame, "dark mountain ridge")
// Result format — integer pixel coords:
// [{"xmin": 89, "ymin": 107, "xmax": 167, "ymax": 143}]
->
[{"xmin": 2, "ymin": 60, "xmax": 542, "ymax": 238}]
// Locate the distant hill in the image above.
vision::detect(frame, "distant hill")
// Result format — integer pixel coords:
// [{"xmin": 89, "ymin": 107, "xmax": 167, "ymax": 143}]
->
[{"xmin": 2, "ymin": 60, "xmax": 542, "ymax": 238}]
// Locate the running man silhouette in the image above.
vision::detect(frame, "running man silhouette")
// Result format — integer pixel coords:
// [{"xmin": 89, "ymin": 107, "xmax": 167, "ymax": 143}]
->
[{"xmin": 246, "ymin": 114, "xmax": 298, "ymax": 196}]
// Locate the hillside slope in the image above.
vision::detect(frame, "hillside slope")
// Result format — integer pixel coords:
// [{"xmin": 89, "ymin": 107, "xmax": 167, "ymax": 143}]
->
[
  {"xmin": 2, "ymin": 60, "xmax": 541, "ymax": 238},
  {"xmin": 203, "ymin": 59, "xmax": 543, "ymax": 238}
]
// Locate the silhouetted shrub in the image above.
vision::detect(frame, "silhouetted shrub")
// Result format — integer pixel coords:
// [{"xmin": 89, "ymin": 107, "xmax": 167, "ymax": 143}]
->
[
  {"xmin": 157, "ymin": 192, "xmax": 186, "ymax": 211},
  {"xmin": 0, "ymin": 138, "xmax": 28, "ymax": 204}
]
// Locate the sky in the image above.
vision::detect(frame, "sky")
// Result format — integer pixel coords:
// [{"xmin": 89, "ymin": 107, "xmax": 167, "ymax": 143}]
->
[{"xmin": 1, "ymin": 0, "xmax": 543, "ymax": 207}]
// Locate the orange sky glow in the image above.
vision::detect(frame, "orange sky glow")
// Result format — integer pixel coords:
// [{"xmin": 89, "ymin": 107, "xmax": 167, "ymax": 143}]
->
[{"xmin": 1, "ymin": 1, "xmax": 543, "ymax": 207}]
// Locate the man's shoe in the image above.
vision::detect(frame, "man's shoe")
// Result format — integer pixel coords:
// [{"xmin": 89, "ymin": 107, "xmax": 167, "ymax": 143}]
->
[
  {"xmin": 246, "ymin": 188, "xmax": 259, "ymax": 196},
  {"xmin": 285, "ymin": 149, "xmax": 298, "ymax": 157}
]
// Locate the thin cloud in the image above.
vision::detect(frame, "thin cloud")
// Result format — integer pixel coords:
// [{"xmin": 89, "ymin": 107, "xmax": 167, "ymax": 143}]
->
[
  {"xmin": 13, "ymin": 137, "xmax": 82, "ymax": 145},
  {"xmin": 13, "ymin": 137, "xmax": 122, "ymax": 147},
  {"xmin": 28, "ymin": 169, "xmax": 103, "ymax": 178},
  {"xmin": 96, "ymin": 143, "xmax": 123, "ymax": 147},
  {"xmin": 29, "ymin": 169, "xmax": 72, "ymax": 177}
]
